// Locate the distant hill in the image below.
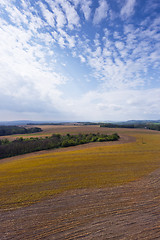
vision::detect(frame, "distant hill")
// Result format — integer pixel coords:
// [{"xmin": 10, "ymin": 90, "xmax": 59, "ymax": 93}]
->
[
  {"xmin": 0, "ymin": 120, "xmax": 160, "ymax": 126},
  {"xmin": 0, "ymin": 120, "xmax": 33, "ymax": 126},
  {"xmin": 0, "ymin": 120, "xmax": 66, "ymax": 126},
  {"xmin": 122, "ymin": 120, "xmax": 160, "ymax": 124}
]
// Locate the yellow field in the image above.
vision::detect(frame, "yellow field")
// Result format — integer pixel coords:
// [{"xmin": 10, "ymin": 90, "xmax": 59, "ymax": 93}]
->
[{"xmin": 0, "ymin": 128, "xmax": 160, "ymax": 210}]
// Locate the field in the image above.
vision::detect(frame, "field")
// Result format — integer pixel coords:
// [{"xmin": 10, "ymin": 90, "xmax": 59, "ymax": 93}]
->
[{"xmin": 0, "ymin": 125, "xmax": 160, "ymax": 239}]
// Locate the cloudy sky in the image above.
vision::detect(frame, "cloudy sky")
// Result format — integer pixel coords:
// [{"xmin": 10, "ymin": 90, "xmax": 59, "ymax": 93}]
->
[{"xmin": 0, "ymin": 0, "xmax": 160, "ymax": 122}]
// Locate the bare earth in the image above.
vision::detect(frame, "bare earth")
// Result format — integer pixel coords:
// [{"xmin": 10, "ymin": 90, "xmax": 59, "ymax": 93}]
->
[
  {"xmin": 0, "ymin": 128, "xmax": 160, "ymax": 239},
  {"xmin": 0, "ymin": 167, "xmax": 160, "ymax": 239}
]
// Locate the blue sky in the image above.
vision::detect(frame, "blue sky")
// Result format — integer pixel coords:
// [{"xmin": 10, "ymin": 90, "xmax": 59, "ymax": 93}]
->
[{"xmin": 0, "ymin": 0, "xmax": 160, "ymax": 121}]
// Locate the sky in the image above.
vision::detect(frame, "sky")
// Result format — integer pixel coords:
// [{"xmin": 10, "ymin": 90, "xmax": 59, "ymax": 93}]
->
[{"xmin": 0, "ymin": 0, "xmax": 160, "ymax": 122}]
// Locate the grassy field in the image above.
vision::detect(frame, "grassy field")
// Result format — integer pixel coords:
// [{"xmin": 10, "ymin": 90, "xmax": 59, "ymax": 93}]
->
[{"xmin": 0, "ymin": 126, "xmax": 160, "ymax": 210}]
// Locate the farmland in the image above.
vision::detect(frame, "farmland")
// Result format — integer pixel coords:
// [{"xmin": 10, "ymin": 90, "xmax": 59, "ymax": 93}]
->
[{"xmin": 0, "ymin": 125, "xmax": 160, "ymax": 239}]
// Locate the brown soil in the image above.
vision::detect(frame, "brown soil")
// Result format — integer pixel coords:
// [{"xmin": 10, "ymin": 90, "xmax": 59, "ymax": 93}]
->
[
  {"xmin": 0, "ymin": 127, "xmax": 159, "ymax": 239},
  {"xmin": 0, "ymin": 167, "xmax": 160, "ymax": 239}
]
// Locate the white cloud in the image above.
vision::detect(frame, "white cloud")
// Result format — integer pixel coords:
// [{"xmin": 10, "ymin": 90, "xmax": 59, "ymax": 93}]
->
[
  {"xmin": 0, "ymin": 0, "xmax": 7, "ymax": 5},
  {"xmin": 121, "ymin": 0, "xmax": 136, "ymax": 19},
  {"xmin": 4, "ymin": 4, "xmax": 28, "ymax": 26},
  {"xmin": 115, "ymin": 41, "xmax": 125, "ymax": 50},
  {"xmin": 83, "ymin": 24, "xmax": 160, "ymax": 89},
  {"xmin": 68, "ymin": 36, "xmax": 76, "ymax": 48},
  {"xmin": 79, "ymin": 55, "xmax": 86, "ymax": 63},
  {"xmin": 54, "ymin": 6, "xmax": 67, "ymax": 28},
  {"xmin": 124, "ymin": 23, "xmax": 135, "ymax": 34},
  {"xmin": 45, "ymin": 0, "xmax": 66, "ymax": 28},
  {"xmin": 152, "ymin": 16, "xmax": 160, "ymax": 28},
  {"xmin": 58, "ymin": 36, "xmax": 66, "ymax": 48},
  {"xmin": 1, "ymin": 0, "xmax": 160, "ymax": 121},
  {"xmin": 55, "ymin": 28, "xmax": 76, "ymax": 49},
  {"xmin": 94, "ymin": 33, "xmax": 101, "ymax": 47},
  {"xmin": 39, "ymin": 2, "xmax": 55, "ymax": 28},
  {"xmin": 68, "ymin": 88, "xmax": 160, "ymax": 121},
  {"xmin": 57, "ymin": 0, "xmax": 80, "ymax": 29},
  {"xmin": 113, "ymin": 31, "xmax": 121, "ymax": 39},
  {"xmin": 20, "ymin": 0, "xmax": 28, "ymax": 9},
  {"xmin": 0, "ymin": 3, "xmax": 70, "ymax": 119},
  {"xmin": 81, "ymin": 0, "xmax": 92, "ymax": 20},
  {"xmin": 93, "ymin": 0, "xmax": 108, "ymax": 24}
]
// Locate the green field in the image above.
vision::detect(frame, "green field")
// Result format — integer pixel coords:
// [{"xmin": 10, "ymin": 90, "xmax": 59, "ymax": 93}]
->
[{"xmin": 0, "ymin": 127, "xmax": 160, "ymax": 210}]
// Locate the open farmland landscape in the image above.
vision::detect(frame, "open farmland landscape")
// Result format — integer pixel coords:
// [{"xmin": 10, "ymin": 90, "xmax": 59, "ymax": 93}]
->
[
  {"xmin": 0, "ymin": 125, "xmax": 160, "ymax": 239},
  {"xmin": 1, "ymin": 0, "xmax": 160, "ymax": 239}
]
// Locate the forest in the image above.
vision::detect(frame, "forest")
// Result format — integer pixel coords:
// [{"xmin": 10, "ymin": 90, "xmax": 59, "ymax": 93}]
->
[
  {"xmin": 0, "ymin": 132, "xmax": 120, "ymax": 159},
  {"xmin": 0, "ymin": 126, "xmax": 42, "ymax": 136}
]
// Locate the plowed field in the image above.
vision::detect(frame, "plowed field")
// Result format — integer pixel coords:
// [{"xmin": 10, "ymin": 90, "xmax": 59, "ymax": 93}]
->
[{"xmin": 0, "ymin": 125, "xmax": 160, "ymax": 239}]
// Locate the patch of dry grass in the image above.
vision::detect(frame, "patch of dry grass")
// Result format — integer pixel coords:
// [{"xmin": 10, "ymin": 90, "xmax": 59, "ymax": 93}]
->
[{"xmin": 0, "ymin": 131, "xmax": 160, "ymax": 210}]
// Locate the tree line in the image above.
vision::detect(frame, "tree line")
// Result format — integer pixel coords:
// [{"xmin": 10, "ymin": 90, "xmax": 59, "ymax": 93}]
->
[
  {"xmin": 0, "ymin": 132, "xmax": 120, "ymax": 159},
  {"xmin": 100, "ymin": 123, "xmax": 160, "ymax": 131},
  {"xmin": 0, "ymin": 126, "xmax": 42, "ymax": 136}
]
